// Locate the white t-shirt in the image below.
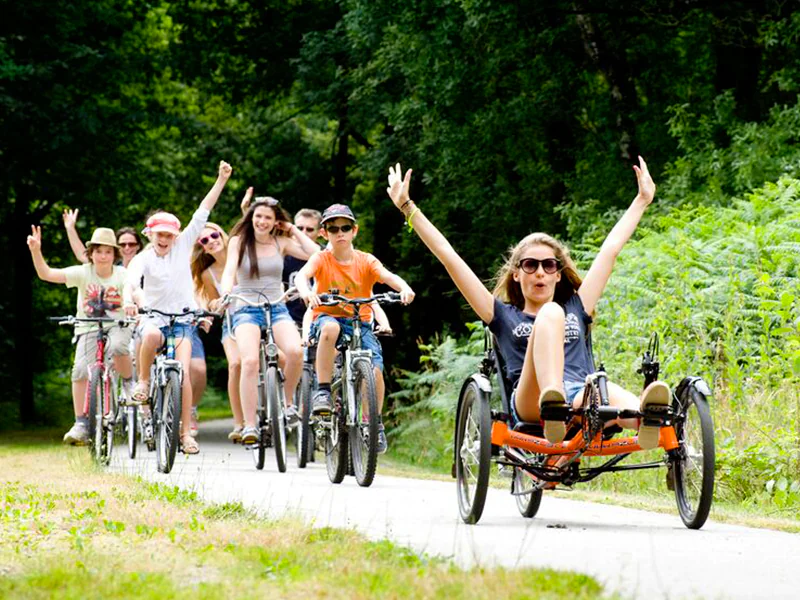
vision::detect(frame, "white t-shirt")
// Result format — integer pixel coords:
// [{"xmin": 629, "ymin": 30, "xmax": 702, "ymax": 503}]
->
[
  {"xmin": 125, "ymin": 207, "xmax": 209, "ymax": 326},
  {"xmin": 63, "ymin": 264, "xmax": 127, "ymax": 334}
]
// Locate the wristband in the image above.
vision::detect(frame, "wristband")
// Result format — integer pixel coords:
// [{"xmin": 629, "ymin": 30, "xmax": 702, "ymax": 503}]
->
[{"xmin": 406, "ymin": 206, "xmax": 420, "ymax": 232}]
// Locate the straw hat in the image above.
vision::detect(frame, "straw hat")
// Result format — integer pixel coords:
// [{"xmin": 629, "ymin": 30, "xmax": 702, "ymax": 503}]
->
[{"xmin": 86, "ymin": 227, "xmax": 119, "ymax": 249}]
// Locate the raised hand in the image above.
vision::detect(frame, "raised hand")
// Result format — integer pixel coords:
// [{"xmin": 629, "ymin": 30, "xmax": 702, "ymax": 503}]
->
[
  {"xmin": 240, "ymin": 186, "xmax": 254, "ymax": 214},
  {"xmin": 26, "ymin": 225, "xmax": 42, "ymax": 252},
  {"xmin": 62, "ymin": 208, "xmax": 79, "ymax": 230},
  {"xmin": 218, "ymin": 160, "xmax": 233, "ymax": 181},
  {"xmin": 633, "ymin": 156, "xmax": 656, "ymax": 205},
  {"xmin": 386, "ymin": 163, "xmax": 413, "ymax": 210}
]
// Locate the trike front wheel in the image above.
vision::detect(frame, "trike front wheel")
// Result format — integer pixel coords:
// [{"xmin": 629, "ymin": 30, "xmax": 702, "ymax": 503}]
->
[{"xmin": 455, "ymin": 379, "xmax": 492, "ymax": 524}]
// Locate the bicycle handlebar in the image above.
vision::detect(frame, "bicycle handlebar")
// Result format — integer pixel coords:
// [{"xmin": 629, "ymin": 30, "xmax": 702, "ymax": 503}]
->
[
  {"xmin": 48, "ymin": 315, "xmax": 137, "ymax": 327},
  {"xmin": 317, "ymin": 291, "xmax": 403, "ymax": 307},
  {"xmin": 220, "ymin": 287, "xmax": 298, "ymax": 310},
  {"xmin": 138, "ymin": 306, "xmax": 218, "ymax": 320}
]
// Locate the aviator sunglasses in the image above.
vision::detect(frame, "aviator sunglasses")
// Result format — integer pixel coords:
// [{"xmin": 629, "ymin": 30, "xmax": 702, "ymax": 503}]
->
[
  {"xmin": 325, "ymin": 224, "xmax": 354, "ymax": 234},
  {"xmin": 517, "ymin": 257, "xmax": 561, "ymax": 274},
  {"xmin": 198, "ymin": 231, "xmax": 222, "ymax": 246}
]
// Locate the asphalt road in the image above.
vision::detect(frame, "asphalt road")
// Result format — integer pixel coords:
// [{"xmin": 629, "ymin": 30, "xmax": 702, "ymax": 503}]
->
[{"xmin": 113, "ymin": 419, "xmax": 800, "ymax": 600}]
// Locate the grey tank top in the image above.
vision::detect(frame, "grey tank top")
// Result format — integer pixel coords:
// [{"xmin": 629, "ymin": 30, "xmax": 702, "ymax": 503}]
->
[{"xmin": 233, "ymin": 242, "xmax": 284, "ymax": 305}]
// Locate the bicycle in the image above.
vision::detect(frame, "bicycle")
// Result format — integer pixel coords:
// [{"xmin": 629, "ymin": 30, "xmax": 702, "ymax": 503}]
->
[
  {"xmin": 312, "ymin": 291, "xmax": 403, "ymax": 487},
  {"xmin": 296, "ymin": 335, "xmax": 318, "ymax": 468},
  {"xmin": 223, "ymin": 288, "xmax": 297, "ymax": 472},
  {"xmin": 454, "ymin": 331, "xmax": 715, "ymax": 529},
  {"xmin": 49, "ymin": 315, "xmax": 135, "ymax": 465},
  {"xmin": 138, "ymin": 307, "xmax": 215, "ymax": 473}
]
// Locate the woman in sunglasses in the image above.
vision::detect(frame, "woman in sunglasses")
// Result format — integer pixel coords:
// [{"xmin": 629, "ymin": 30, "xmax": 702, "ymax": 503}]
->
[
  {"xmin": 218, "ymin": 196, "xmax": 321, "ymax": 444},
  {"xmin": 386, "ymin": 157, "xmax": 670, "ymax": 449},
  {"xmin": 190, "ymin": 223, "xmax": 245, "ymax": 441}
]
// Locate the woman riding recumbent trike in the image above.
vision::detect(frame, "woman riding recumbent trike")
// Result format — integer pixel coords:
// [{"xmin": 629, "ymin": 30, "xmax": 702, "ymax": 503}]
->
[{"xmin": 453, "ymin": 330, "xmax": 715, "ymax": 529}]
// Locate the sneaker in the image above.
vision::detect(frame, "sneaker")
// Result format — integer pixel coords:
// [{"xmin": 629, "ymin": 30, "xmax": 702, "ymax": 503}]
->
[
  {"xmin": 638, "ymin": 381, "xmax": 671, "ymax": 450},
  {"xmin": 539, "ymin": 387, "xmax": 567, "ymax": 444},
  {"xmin": 376, "ymin": 422, "xmax": 388, "ymax": 454},
  {"xmin": 312, "ymin": 390, "xmax": 332, "ymax": 415},
  {"xmin": 285, "ymin": 405, "xmax": 300, "ymax": 426},
  {"xmin": 228, "ymin": 424, "xmax": 244, "ymax": 442},
  {"xmin": 241, "ymin": 426, "xmax": 259, "ymax": 445},
  {"xmin": 189, "ymin": 407, "xmax": 199, "ymax": 437},
  {"xmin": 63, "ymin": 422, "xmax": 89, "ymax": 446}
]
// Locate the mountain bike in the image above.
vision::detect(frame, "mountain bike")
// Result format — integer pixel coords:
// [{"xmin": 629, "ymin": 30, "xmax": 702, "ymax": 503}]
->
[
  {"xmin": 50, "ymin": 315, "xmax": 135, "ymax": 465},
  {"xmin": 224, "ymin": 288, "xmax": 297, "ymax": 472},
  {"xmin": 454, "ymin": 331, "xmax": 715, "ymax": 529},
  {"xmin": 139, "ymin": 307, "xmax": 215, "ymax": 473},
  {"xmin": 313, "ymin": 292, "xmax": 403, "ymax": 487}
]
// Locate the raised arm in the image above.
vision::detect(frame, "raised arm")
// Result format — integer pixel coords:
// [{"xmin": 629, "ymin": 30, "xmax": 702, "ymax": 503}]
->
[
  {"xmin": 578, "ymin": 156, "xmax": 656, "ymax": 315},
  {"xmin": 200, "ymin": 160, "xmax": 233, "ymax": 213},
  {"xmin": 27, "ymin": 225, "xmax": 67, "ymax": 284},
  {"xmin": 62, "ymin": 209, "xmax": 88, "ymax": 264},
  {"xmin": 276, "ymin": 222, "xmax": 320, "ymax": 261},
  {"xmin": 240, "ymin": 186, "xmax": 253, "ymax": 216},
  {"xmin": 386, "ymin": 164, "xmax": 494, "ymax": 323}
]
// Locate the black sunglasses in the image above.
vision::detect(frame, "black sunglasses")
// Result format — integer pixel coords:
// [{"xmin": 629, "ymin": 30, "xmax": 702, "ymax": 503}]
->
[
  {"xmin": 517, "ymin": 257, "xmax": 561, "ymax": 274},
  {"xmin": 325, "ymin": 224, "xmax": 354, "ymax": 234},
  {"xmin": 198, "ymin": 231, "xmax": 221, "ymax": 246}
]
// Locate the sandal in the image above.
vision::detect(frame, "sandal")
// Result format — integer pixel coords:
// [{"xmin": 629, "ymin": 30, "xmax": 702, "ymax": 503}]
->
[
  {"xmin": 228, "ymin": 424, "xmax": 244, "ymax": 442},
  {"xmin": 638, "ymin": 381, "xmax": 671, "ymax": 450},
  {"xmin": 132, "ymin": 380, "xmax": 149, "ymax": 405},
  {"xmin": 181, "ymin": 434, "xmax": 200, "ymax": 455},
  {"xmin": 539, "ymin": 387, "xmax": 568, "ymax": 444}
]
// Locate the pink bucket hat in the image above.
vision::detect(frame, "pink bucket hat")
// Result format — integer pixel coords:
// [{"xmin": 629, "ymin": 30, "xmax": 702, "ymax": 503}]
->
[{"xmin": 143, "ymin": 212, "xmax": 181, "ymax": 236}]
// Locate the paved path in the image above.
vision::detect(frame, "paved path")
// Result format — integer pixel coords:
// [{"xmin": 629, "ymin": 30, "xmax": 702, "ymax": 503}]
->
[{"xmin": 113, "ymin": 419, "xmax": 800, "ymax": 599}]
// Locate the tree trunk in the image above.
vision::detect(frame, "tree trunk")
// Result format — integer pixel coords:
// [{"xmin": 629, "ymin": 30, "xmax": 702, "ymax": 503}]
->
[{"xmin": 333, "ymin": 104, "xmax": 349, "ymax": 204}]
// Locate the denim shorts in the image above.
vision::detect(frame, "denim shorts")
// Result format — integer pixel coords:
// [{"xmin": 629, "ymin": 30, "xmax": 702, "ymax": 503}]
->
[
  {"xmin": 158, "ymin": 323, "xmax": 193, "ymax": 345},
  {"xmin": 510, "ymin": 379, "xmax": 586, "ymax": 424},
  {"xmin": 221, "ymin": 317, "xmax": 231, "ymax": 342},
  {"xmin": 309, "ymin": 315, "xmax": 383, "ymax": 371},
  {"xmin": 231, "ymin": 304, "xmax": 292, "ymax": 333},
  {"xmin": 190, "ymin": 326, "xmax": 205, "ymax": 360}
]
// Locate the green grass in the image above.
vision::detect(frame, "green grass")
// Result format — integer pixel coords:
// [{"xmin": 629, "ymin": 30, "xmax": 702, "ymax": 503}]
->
[{"xmin": 0, "ymin": 434, "xmax": 611, "ymax": 599}]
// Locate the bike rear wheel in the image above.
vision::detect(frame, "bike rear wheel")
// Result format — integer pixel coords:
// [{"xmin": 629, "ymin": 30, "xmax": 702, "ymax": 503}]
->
[
  {"xmin": 126, "ymin": 405, "xmax": 138, "ymax": 459},
  {"xmin": 672, "ymin": 384, "xmax": 715, "ymax": 529},
  {"xmin": 325, "ymin": 383, "xmax": 348, "ymax": 484},
  {"xmin": 297, "ymin": 365, "xmax": 314, "ymax": 468},
  {"xmin": 155, "ymin": 369, "xmax": 182, "ymax": 474},
  {"xmin": 266, "ymin": 366, "xmax": 287, "ymax": 473},
  {"xmin": 513, "ymin": 467, "xmax": 543, "ymax": 518},
  {"xmin": 455, "ymin": 379, "xmax": 492, "ymax": 524},
  {"xmin": 349, "ymin": 360, "xmax": 379, "ymax": 487}
]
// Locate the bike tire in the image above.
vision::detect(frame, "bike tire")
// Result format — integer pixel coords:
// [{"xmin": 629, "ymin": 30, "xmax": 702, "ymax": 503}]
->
[
  {"xmin": 253, "ymin": 360, "xmax": 267, "ymax": 470},
  {"xmin": 455, "ymin": 379, "xmax": 492, "ymax": 524},
  {"xmin": 297, "ymin": 366, "xmax": 314, "ymax": 468},
  {"xmin": 325, "ymin": 384, "xmax": 348, "ymax": 484},
  {"xmin": 104, "ymin": 377, "xmax": 117, "ymax": 465},
  {"xmin": 87, "ymin": 369, "xmax": 106, "ymax": 463},
  {"xmin": 126, "ymin": 405, "xmax": 138, "ymax": 459},
  {"xmin": 672, "ymin": 385, "xmax": 715, "ymax": 529},
  {"xmin": 156, "ymin": 369, "xmax": 182, "ymax": 474},
  {"xmin": 349, "ymin": 360, "xmax": 379, "ymax": 487},
  {"xmin": 513, "ymin": 467, "xmax": 543, "ymax": 518},
  {"xmin": 267, "ymin": 366, "xmax": 287, "ymax": 473}
]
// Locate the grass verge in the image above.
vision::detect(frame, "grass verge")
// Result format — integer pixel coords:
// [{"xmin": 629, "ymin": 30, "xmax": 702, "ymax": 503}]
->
[{"xmin": 0, "ymin": 433, "xmax": 609, "ymax": 599}]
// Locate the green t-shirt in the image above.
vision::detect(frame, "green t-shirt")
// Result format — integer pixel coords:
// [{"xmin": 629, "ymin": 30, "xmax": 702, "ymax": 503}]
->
[{"xmin": 63, "ymin": 264, "xmax": 127, "ymax": 335}]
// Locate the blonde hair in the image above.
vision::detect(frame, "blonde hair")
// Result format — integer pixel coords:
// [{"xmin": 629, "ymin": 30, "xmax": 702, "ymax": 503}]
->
[
  {"xmin": 492, "ymin": 233, "xmax": 583, "ymax": 310},
  {"xmin": 191, "ymin": 222, "xmax": 229, "ymax": 303}
]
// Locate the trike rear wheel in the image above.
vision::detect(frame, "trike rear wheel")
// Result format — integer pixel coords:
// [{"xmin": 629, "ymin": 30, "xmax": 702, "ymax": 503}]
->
[{"xmin": 513, "ymin": 467, "xmax": 543, "ymax": 518}]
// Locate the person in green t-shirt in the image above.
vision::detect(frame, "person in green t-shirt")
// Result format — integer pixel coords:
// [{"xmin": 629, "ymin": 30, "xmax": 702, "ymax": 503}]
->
[{"xmin": 27, "ymin": 226, "xmax": 133, "ymax": 445}]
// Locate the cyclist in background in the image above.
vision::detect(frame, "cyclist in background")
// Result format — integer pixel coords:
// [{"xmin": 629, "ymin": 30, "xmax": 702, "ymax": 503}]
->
[
  {"xmin": 124, "ymin": 160, "xmax": 233, "ymax": 455},
  {"xmin": 27, "ymin": 225, "xmax": 133, "ymax": 445}
]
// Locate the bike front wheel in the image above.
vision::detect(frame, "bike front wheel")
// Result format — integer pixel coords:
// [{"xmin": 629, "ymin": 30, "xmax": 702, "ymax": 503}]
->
[
  {"xmin": 349, "ymin": 360, "xmax": 379, "ymax": 487},
  {"xmin": 455, "ymin": 379, "xmax": 492, "ymax": 524},
  {"xmin": 296, "ymin": 365, "xmax": 314, "ymax": 468},
  {"xmin": 87, "ymin": 369, "xmax": 109, "ymax": 464},
  {"xmin": 325, "ymin": 384, "xmax": 348, "ymax": 484},
  {"xmin": 267, "ymin": 366, "xmax": 287, "ymax": 473},
  {"xmin": 671, "ymin": 384, "xmax": 715, "ymax": 529},
  {"xmin": 126, "ymin": 404, "xmax": 138, "ymax": 459},
  {"xmin": 155, "ymin": 369, "xmax": 182, "ymax": 474}
]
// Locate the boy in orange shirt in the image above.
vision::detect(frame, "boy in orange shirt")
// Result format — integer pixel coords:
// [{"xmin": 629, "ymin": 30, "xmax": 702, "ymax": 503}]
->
[{"xmin": 296, "ymin": 204, "xmax": 414, "ymax": 453}]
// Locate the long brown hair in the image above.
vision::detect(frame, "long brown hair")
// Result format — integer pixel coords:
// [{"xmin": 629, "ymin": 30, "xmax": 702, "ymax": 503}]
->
[
  {"xmin": 229, "ymin": 198, "xmax": 291, "ymax": 278},
  {"xmin": 191, "ymin": 222, "xmax": 229, "ymax": 303},
  {"xmin": 492, "ymin": 233, "xmax": 583, "ymax": 310}
]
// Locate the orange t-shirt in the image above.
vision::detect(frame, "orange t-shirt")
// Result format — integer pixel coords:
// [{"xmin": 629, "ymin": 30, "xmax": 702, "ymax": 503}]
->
[{"xmin": 309, "ymin": 249, "xmax": 384, "ymax": 321}]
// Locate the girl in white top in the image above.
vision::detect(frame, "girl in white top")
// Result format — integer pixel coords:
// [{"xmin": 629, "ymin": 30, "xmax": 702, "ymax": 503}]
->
[
  {"xmin": 218, "ymin": 196, "xmax": 320, "ymax": 444},
  {"xmin": 124, "ymin": 160, "xmax": 232, "ymax": 454},
  {"xmin": 190, "ymin": 222, "xmax": 245, "ymax": 441}
]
